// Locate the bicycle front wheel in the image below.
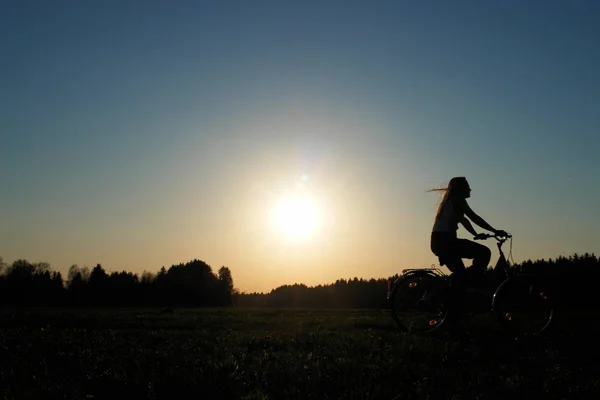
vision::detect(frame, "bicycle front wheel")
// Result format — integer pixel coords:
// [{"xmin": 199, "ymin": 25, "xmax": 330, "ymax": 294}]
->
[
  {"xmin": 493, "ymin": 278, "xmax": 554, "ymax": 337},
  {"xmin": 390, "ymin": 274, "xmax": 449, "ymax": 334}
]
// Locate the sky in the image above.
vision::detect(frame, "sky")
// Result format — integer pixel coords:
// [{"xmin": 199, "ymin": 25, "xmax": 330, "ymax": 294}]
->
[{"xmin": 2, "ymin": 0, "xmax": 599, "ymax": 293}]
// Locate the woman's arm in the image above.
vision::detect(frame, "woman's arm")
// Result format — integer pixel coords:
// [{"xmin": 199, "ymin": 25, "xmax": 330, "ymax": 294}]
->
[
  {"xmin": 460, "ymin": 217, "xmax": 478, "ymax": 236},
  {"xmin": 455, "ymin": 197, "xmax": 498, "ymax": 233}
]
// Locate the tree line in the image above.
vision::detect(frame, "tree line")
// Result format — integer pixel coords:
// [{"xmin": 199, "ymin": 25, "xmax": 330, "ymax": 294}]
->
[
  {"xmin": 238, "ymin": 278, "xmax": 392, "ymax": 309},
  {"xmin": 0, "ymin": 257, "xmax": 235, "ymax": 307},
  {"xmin": 0, "ymin": 253, "xmax": 597, "ymax": 309}
]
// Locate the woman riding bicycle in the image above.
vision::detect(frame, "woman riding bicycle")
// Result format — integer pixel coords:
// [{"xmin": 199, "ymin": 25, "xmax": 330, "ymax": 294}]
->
[{"xmin": 430, "ymin": 177, "xmax": 507, "ymax": 310}]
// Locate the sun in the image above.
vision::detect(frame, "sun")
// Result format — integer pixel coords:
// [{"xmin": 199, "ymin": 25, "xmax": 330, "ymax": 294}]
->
[{"xmin": 269, "ymin": 195, "xmax": 322, "ymax": 240}]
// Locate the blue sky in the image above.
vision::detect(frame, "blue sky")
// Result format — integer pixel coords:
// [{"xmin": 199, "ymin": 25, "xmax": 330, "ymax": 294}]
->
[{"xmin": 2, "ymin": 1, "xmax": 599, "ymax": 292}]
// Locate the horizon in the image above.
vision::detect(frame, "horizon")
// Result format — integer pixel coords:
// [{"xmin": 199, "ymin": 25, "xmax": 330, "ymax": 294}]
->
[
  {"xmin": 3, "ymin": 1, "xmax": 600, "ymax": 293},
  {"xmin": 2, "ymin": 249, "xmax": 597, "ymax": 295}
]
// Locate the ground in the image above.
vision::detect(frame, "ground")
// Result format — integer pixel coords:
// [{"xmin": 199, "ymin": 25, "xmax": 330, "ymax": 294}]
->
[{"xmin": 0, "ymin": 307, "xmax": 597, "ymax": 399}]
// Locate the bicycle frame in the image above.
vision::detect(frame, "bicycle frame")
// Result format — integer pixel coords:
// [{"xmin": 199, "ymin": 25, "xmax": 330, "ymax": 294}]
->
[
  {"xmin": 489, "ymin": 236, "xmax": 514, "ymax": 310},
  {"xmin": 493, "ymin": 236, "xmax": 513, "ymax": 278}
]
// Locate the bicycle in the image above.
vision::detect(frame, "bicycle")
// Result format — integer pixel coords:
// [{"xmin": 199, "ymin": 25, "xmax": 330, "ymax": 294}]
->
[{"xmin": 387, "ymin": 233, "xmax": 555, "ymax": 338}]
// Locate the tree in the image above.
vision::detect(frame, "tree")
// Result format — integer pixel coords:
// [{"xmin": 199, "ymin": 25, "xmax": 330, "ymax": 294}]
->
[
  {"xmin": 35, "ymin": 262, "xmax": 51, "ymax": 274},
  {"xmin": 67, "ymin": 265, "xmax": 81, "ymax": 288},
  {"xmin": 68, "ymin": 271, "xmax": 86, "ymax": 305},
  {"xmin": 0, "ymin": 256, "xmax": 7, "ymax": 275},
  {"xmin": 89, "ymin": 264, "xmax": 108, "ymax": 286},
  {"xmin": 87, "ymin": 264, "xmax": 108, "ymax": 305},
  {"xmin": 218, "ymin": 266, "xmax": 234, "ymax": 295},
  {"xmin": 67, "ymin": 264, "xmax": 91, "ymax": 288},
  {"xmin": 140, "ymin": 271, "xmax": 155, "ymax": 285},
  {"xmin": 51, "ymin": 271, "xmax": 64, "ymax": 289}
]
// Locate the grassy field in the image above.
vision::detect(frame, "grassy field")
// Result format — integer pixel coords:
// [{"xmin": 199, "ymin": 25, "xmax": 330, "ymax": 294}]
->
[{"xmin": 0, "ymin": 307, "xmax": 597, "ymax": 399}]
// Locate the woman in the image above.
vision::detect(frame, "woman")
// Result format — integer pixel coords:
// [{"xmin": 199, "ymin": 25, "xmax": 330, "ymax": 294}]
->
[{"xmin": 430, "ymin": 177, "xmax": 507, "ymax": 292}]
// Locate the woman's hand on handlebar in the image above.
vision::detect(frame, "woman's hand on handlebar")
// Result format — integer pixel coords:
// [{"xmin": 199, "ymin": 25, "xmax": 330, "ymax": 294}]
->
[{"xmin": 494, "ymin": 229, "xmax": 509, "ymax": 238}]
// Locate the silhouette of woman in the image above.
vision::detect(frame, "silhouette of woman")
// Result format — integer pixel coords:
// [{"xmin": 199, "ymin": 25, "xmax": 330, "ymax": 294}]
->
[{"xmin": 429, "ymin": 177, "xmax": 507, "ymax": 310}]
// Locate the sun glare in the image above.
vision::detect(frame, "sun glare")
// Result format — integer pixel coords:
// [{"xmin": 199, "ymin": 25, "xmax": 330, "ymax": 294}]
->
[{"xmin": 270, "ymin": 195, "xmax": 322, "ymax": 240}]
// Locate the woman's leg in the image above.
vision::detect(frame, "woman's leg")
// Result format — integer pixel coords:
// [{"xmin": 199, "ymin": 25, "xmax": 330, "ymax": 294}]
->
[
  {"xmin": 431, "ymin": 233, "xmax": 466, "ymax": 313},
  {"xmin": 454, "ymin": 238, "xmax": 491, "ymax": 274}
]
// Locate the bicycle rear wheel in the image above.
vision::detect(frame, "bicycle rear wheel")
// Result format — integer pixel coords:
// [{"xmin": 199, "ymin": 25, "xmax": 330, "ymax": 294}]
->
[
  {"xmin": 390, "ymin": 274, "xmax": 449, "ymax": 333},
  {"xmin": 493, "ymin": 279, "xmax": 554, "ymax": 337}
]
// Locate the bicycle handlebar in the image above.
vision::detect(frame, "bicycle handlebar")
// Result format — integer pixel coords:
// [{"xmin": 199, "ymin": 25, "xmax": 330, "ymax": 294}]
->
[{"xmin": 474, "ymin": 232, "xmax": 512, "ymax": 241}]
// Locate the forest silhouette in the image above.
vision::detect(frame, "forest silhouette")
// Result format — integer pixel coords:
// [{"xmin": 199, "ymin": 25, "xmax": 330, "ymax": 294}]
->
[
  {"xmin": 1, "ymin": 253, "xmax": 598, "ymax": 310},
  {"xmin": 0, "ymin": 258, "xmax": 234, "ymax": 307}
]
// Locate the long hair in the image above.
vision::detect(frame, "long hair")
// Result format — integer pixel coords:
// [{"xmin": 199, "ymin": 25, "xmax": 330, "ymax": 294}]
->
[{"xmin": 428, "ymin": 177, "xmax": 468, "ymax": 217}]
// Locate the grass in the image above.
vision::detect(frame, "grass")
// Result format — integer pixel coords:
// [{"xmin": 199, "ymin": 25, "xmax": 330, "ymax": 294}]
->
[{"xmin": 0, "ymin": 307, "xmax": 598, "ymax": 399}]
